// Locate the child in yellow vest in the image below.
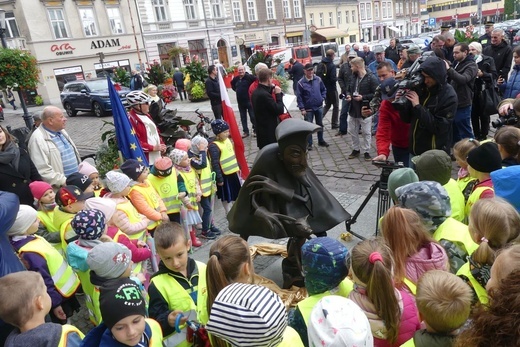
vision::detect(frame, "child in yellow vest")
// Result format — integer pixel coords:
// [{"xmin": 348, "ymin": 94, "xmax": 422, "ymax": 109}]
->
[
  {"xmin": 0, "ymin": 272, "xmax": 84, "ymax": 347},
  {"xmin": 104, "ymin": 170, "xmax": 150, "ymax": 241},
  {"xmin": 120, "ymin": 159, "xmax": 169, "ymax": 234},
  {"xmin": 29, "ymin": 181, "xmax": 60, "ymax": 245},
  {"xmin": 457, "ymin": 197, "xmax": 520, "ymax": 305},
  {"xmin": 401, "ymin": 270, "xmax": 472, "ymax": 347},
  {"xmin": 53, "ymin": 185, "xmax": 94, "ymax": 251},
  {"xmin": 82, "ymin": 278, "xmax": 163, "ymax": 346},
  {"xmin": 79, "ymin": 160, "xmax": 105, "ymax": 196},
  {"xmin": 171, "ymin": 149, "xmax": 206, "ymax": 246},
  {"xmin": 8, "ymin": 205, "xmax": 81, "ymax": 324},
  {"xmin": 206, "ymin": 282, "xmax": 304, "ymax": 347},
  {"xmin": 464, "ymin": 142, "xmax": 502, "ymax": 220},
  {"xmin": 453, "ymin": 138, "xmax": 480, "ymax": 203},
  {"xmin": 149, "ymin": 222, "xmax": 208, "ymax": 347},
  {"xmin": 208, "ymin": 119, "xmax": 241, "ymax": 215}
]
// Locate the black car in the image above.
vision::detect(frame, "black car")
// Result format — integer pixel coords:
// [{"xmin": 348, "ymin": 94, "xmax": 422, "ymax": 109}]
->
[{"xmin": 60, "ymin": 79, "xmax": 130, "ymax": 117}]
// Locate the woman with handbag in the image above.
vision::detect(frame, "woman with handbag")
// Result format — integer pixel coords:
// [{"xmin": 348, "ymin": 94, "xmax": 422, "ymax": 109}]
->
[{"xmin": 470, "ymin": 42, "xmax": 498, "ymax": 141}]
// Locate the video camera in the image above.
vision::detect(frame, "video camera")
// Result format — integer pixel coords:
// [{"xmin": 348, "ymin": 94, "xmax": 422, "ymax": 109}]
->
[
  {"xmin": 492, "ymin": 109, "xmax": 520, "ymax": 129},
  {"xmin": 391, "ymin": 55, "xmax": 428, "ymax": 111},
  {"xmin": 372, "ymin": 160, "xmax": 405, "ymax": 189}
]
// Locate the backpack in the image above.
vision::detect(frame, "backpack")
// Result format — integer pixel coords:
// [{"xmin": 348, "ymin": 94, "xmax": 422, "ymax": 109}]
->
[{"xmin": 316, "ymin": 62, "xmax": 328, "ymax": 80}]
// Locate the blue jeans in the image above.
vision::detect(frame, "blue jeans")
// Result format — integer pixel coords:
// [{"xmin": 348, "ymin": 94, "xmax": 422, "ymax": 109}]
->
[
  {"xmin": 200, "ymin": 195, "xmax": 212, "ymax": 231},
  {"xmin": 238, "ymin": 101, "xmax": 256, "ymax": 134},
  {"xmin": 453, "ymin": 105, "xmax": 474, "ymax": 144},
  {"xmin": 305, "ymin": 107, "xmax": 325, "ymax": 145},
  {"xmin": 339, "ymin": 99, "xmax": 350, "ymax": 134}
]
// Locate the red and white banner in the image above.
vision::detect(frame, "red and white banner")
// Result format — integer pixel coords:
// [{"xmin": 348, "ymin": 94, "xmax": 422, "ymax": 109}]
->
[{"xmin": 217, "ymin": 68, "xmax": 250, "ymax": 180}]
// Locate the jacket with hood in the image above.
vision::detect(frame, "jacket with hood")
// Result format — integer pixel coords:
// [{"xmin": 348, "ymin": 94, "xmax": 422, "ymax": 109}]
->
[
  {"xmin": 483, "ymin": 40, "xmax": 513, "ymax": 79},
  {"xmin": 490, "ymin": 165, "xmax": 520, "ymax": 213},
  {"xmin": 398, "ymin": 56, "xmax": 458, "ymax": 155},
  {"xmin": 447, "ymin": 54, "xmax": 478, "ymax": 108},
  {"xmin": 6, "ymin": 323, "xmax": 82, "ymax": 347},
  {"xmin": 500, "ymin": 64, "xmax": 520, "ymax": 99},
  {"xmin": 405, "ymin": 242, "xmax": 449, "ymax": 285},
  {"xmin": 319, "ymin": 56, "xmax": 338, "ymax": 92}
]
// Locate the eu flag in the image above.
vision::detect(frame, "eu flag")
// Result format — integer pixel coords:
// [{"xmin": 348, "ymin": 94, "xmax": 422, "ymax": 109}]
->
[{"xmin": 107, "ymin": 76, "xmax": 149, "ymax": 167}]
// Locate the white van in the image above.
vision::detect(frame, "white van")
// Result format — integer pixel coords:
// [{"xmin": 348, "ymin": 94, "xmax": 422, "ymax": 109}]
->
[{"xmin": 310, "ymin": 42, "xmax": 340, "ymax": 67}]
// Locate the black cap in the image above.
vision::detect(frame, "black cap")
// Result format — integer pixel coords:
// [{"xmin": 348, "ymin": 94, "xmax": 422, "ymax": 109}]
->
[
  {"xmin": 304, "ymin": 63, "xmax": 314, "ymax": 71},
  {"xmin": 485, "ymin": 21, "xmax": 494, "ymax": 26}
]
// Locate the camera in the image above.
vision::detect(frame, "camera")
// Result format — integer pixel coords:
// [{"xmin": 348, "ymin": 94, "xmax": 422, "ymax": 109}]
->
[
  {"xmin": 372, "ymin": 160, "xmax": 405, "ymax": 189},
  {"xmin": 339, "ymin": 93, "xmax": 346, "ymax": 99},
  {"xmin": 492, "ymin": 109, "xmax": 520, "ymax": 128},
  {"xmin": 391, "ymin": 57, "xmax": 426, "ymax": 111}
]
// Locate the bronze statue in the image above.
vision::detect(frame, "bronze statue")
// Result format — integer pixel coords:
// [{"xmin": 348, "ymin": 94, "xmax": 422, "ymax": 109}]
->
[{"xmin": 227, "ymin": 119, "xmax": 351, "ymax": 288}]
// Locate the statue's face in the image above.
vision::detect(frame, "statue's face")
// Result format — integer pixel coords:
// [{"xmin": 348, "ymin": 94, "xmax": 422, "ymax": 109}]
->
[{"xmin": 282, "ymin": 144, "xmax": 308, "ymax": 178}]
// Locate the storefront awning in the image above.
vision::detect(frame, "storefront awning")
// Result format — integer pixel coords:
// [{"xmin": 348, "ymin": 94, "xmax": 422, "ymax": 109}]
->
[
  {"xmin": 388, "ymin": 26, "xmax": 402, "ymax": 33},
  {"xmin": 286, "ymin": 31, "xmax": 303, "ymax": 37},
  {"xmin": 312, "ymin": 27, "xmax": 348, "ymax": 39}
]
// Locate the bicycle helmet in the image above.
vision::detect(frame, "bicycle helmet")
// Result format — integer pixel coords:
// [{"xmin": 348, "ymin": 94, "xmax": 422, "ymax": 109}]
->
[{"xmin": 126, "ymin": 91, "xmax": 151, "ymax": 106}]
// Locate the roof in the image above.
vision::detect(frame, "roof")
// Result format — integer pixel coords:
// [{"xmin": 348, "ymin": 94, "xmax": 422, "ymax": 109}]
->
[{"xmin": 312, "ymin": 27, "xmax": 349, "ymax": 40}]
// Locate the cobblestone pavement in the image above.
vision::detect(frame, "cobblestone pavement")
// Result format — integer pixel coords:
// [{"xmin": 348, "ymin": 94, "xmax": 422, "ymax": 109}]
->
[{"xmin": 0, "ymin": 94, "xmax": 498, "ymax": 334}]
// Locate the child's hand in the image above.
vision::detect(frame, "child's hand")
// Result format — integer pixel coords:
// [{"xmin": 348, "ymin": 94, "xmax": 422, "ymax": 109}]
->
[
  {"xmin": 137, "ymin": 240, "xmax": 147, "ymax": 248},
  {"xmin": 168, "ymin": 310, "xmax": 188, "ymax": 327},
  {"xmin": 53, "ymin": 306, "xmax": 67, "ymax": 320},
  {"xmin": 178, "ymin": 192, "xmax": 187, "ymax": 199},
  {"xmin": 217, "ymin": 182, "xmax": 224, "ymax": 186},
  {"xmin": 198, "ymin": 142, "xmax": 208, "ymax": 151}
]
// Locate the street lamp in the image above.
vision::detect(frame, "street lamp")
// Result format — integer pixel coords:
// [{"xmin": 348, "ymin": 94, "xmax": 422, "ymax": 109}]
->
[{"xmin": 0, "ymin": 9, "xmax": 33, "ymax": 129}]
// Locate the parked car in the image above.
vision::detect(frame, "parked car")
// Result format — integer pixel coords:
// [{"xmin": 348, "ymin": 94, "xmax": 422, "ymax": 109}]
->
[
  {"xmin": 60, "ymin": 79, "xmax": 130, "ymax": 117},
  {"xmin": 310, "ymin": 42, "xmax": 340, "ymax": 66}
]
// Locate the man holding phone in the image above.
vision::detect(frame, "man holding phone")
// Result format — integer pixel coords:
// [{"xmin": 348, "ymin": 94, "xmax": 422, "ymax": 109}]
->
[{"xmin": 346, "ymin": 57, "xmax": 379, "ymax": 160}]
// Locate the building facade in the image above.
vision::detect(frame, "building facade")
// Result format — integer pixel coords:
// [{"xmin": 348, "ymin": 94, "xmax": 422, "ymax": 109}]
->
[
  {"xmin": 427, "ymin": 0, "xmax": 504, "ymax": 28},
  {"xmin": 1, "ymin": 0, "xmax": 146, "ymax": 105},
  {"xmin": 306, "ymin": 0, "xmax": 359, "ymax": 44},
  {"xmin": 138, "ymin": 0, "xmax": 236, "ymax": 68}
]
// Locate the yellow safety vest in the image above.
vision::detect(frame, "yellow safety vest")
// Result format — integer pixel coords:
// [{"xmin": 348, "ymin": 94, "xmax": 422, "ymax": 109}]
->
[
  {"xmin": 197, "ymin": 165, "xmax": 213, "ymax": 197},
  {"xmin": 179, "ymin": 169, "xmax": 199, "ymax": 209},
  {"xmin": 148, "ymin": 173, "xmax": 182, "ymax": 214},
  {"xmin": 465, "ymin": 186, "xmax": 494, "ymax": 222},
  {"xmin": 19, "ymin": 236, "xmax": 80, "ymax": 298},
  {"xmin": 130, "ymin": 180, "xmax": 162, "ymax": 230},
  {"xmin": 456, "ymin": 262, "xmax": 489, "ymax": 305},
  {"xmin": 457, "ymin": 175, "xmax": 476, "ymax": 196},
  {"xmin": 38, "ymin": 210, "xmax": 57, "ymax": 232},
  {"xmin": 400, "ymin": 337, "xmax": 415, "ymax": 346},
  {"xmin": 57, "ymin": 324, "xmax": 85, "ymax": 347},
  {"xmin": 434, "ymin": 217, "xmax": 478, "ymax": 258},
  {"xmin": 214, "ymin": 139, "xmax": 239, "ymax": 175},
  {"xmin": 403, "ymin": 278, "xmax": 417, "ymax": 295},
  {"xmin": 146, "ymin": 318, "xmax": 164, "ymax": 347},
  {"xmin": 77, "ymin": 269, "xmax": 100, "ymax": 326},
  {"xmin": 297, "ymin": 278, "xmax": 354, "ymax": 325},
  {"xmin": 115, "ymin": 199, "xmax": 147, "ymax": 241},
  {"xmin": 279, "ymin": 326, "xmax": 304, "ymax": 347},
  {"xmin": 150, "ymin": 261, "xmax": 208, "ymax": 347},
  {"xmin": 444, "ymin": 179, "xmax": 465, "ymax": 223}
]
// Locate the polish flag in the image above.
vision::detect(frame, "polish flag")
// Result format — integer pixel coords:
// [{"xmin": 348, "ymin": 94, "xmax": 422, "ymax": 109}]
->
[{"xmin": 217, "ymin": 68, "xmax": 250, "ymax": 180}]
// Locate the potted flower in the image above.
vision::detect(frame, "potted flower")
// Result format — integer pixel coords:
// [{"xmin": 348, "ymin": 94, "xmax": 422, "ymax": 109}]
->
[{"xmin": 184, "ymin": 61, "xmax": 209, "ymax": 102}]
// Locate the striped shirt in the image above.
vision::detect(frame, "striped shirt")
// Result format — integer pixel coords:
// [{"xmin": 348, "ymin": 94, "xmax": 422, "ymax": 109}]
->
[{"xmin": 46, "ymin": 128, "xmax": 78, "ymax": 177}]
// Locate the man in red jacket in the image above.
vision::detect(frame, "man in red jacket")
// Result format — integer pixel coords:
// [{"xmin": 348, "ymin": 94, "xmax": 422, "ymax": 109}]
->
[{"xmin": 372, "ymin": 78, "xmax": 411, "ymax": 166}]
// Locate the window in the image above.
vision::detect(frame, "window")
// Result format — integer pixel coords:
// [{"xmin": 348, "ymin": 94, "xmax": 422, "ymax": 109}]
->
[
  {"xmin": 319, "ymin": 12, "xmax": 323, "ymax": 26},
  {"xmin": 366, "ymin": 3, "xmax": 372, "ymax": 19},
  {"xmin": 4, "ymin": 13, "xmax": 19, "ymax": 38},
  {"xmin": 106, "ymin": 7, "xmax": 124, "ymax": 34},
  {"xmin": 212, "ymin": 0, "xmax": 222, "ymax": 18},
  {"xmin": 183, "ymin": 0, "xmax": 196, "ymax": 20},
  {"xmin": 360, "ymin": 4, "xmax": 365, "ymax": 20},
  {"xmin": 352, "ymin": 10, "xmax": 356, "ymax": 22},
  {"xmin": 283, "ymin": 0, "xmax": 291, "ymax": 19},
  {"xmin": 48, "ymin": 8, "xmax": 69, "ymax": 39},
  {"xmin": 247, "ymin": 0, "xmax": 257, "ymax": 21},
  {"xmin": 382, "ymin": 3, "xmax": 387, "ymax": 18},
  {"xmin": 337, "ymin": 11, "xmax": 341, "ymax": 24},
  {"xmin": 310, "ymin": 13, "xmax": 314, "ymax": 25},
  {"xmin": 387, "ymin": 3, "xmax": 392, "ymax": 17},
  {"xmin": 153, "ymin": 0, "xmax": 168, "ymax": 21},
  {"xmin": 78, "ymin": 8, "xmax": 97, "ymax": 36},
  {"xmin": 266, "ymin": 0, "xmax": 275, "ymax": 19},
  {"xmin": 405, "ymin": 1, "xmax": 409, "ymax": 15},
  {"xmin": 293, "ymin": 0, "xmax": 301, "ymax": 18},
  {"xmin": 375, "ymin": 3, "xmax": 379, "ymax": 19},
  {"xmin": 345, "ymin": 10, "xmax": 349, "ymax": 23},
  {"xmin": 232, "ymin": 1, "xmax": 243, "ymax": 22},
  {"xmin": 329, "ymin": 12, "xmax": 333, "ymax": 25}
]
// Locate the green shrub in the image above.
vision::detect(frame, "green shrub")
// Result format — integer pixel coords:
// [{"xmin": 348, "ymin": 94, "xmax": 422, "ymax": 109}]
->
[{"xmin": 190, "ymin": 81, "xmax": 205, "ymax": 99}]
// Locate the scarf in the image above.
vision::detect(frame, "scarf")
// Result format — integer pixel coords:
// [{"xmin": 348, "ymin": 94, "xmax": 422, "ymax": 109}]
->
[
  {"xmin": 0, "ymin": 141, "xmax": 20, "ymax": 171},
  {"xmin": 174, "ymin": 164, "xmax": 191, "ymax": 173},
  {"xmin": 42, "ymin": 202, "xmax": 57, "ymax": 211},
  {"xmin": 475, "ymin": 54, "xmax": 483, "ymax": 64}
]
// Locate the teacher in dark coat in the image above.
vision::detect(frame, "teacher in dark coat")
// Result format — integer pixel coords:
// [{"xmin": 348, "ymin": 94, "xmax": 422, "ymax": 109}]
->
[
  {"xmin": 251, "ymin": 68, "xmax": 285, "ymax": 149},
  {"xmin": 0, "ymin": 125, "xmax": 42, "ymax": 206}
]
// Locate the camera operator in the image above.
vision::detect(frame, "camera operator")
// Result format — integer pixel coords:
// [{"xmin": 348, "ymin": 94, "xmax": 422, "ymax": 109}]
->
[
  {"xmin": 469, "ymin": 42, "xmax": 497, "ymax": 141},
  {"xmin": 346, "ymin": 57, "xmax": 379, "ymax": 160},
  {"xmin": 446, "ymin": 43, "xmax": 478, "ymax": 143},
  {"xmin": 397, "ymin": 56, "xmax": 458, "ymax": 156},
  {"xmin": 496, "ymin": 98, "xmax": 520, "ymax": 129}
]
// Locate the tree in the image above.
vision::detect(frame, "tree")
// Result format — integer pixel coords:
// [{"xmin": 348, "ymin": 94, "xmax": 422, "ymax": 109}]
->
[{"xmin": 0, "ymin": 48, "xmax": 39, "ymax": 90}]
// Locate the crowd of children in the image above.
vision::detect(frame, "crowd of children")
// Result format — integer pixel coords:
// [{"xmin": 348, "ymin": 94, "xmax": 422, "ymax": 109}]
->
[{"xmin": 2, "ymin": 117, "xmax": 520, "ymax": 347}]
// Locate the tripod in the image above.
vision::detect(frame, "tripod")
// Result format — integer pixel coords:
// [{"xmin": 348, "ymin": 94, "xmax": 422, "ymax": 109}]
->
[{"xmin": 345, "ymin": 162, "xmax": 402, "ymax": 241}]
